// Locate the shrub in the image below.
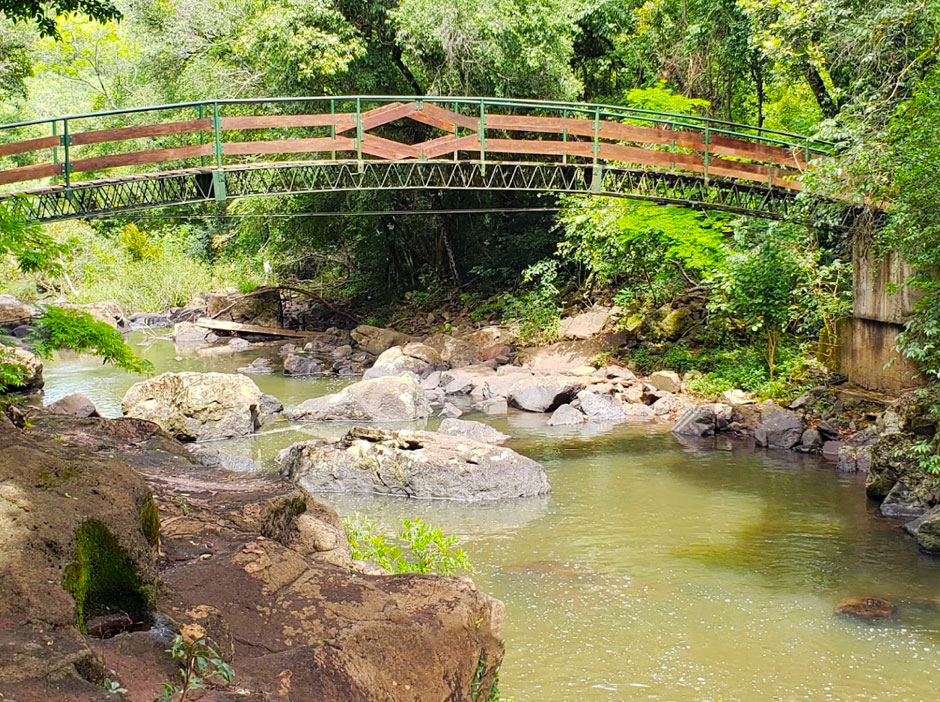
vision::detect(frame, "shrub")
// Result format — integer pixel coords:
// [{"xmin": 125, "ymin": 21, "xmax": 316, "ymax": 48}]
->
[{"xmin": 343, "ymin": 514, "xmax": 472, "ymax": 575}]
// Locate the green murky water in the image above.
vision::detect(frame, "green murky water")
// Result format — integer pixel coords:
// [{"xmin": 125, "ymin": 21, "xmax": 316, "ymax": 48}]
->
[{"xmin": 44, "ymin": 332, "xmax": 940, "ymax": 701}]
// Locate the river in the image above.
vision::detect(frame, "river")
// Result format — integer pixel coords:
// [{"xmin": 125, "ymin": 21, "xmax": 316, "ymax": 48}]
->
[{"xmin": 43, "ymin": 332, "xmax": 940, "ymax": 701}]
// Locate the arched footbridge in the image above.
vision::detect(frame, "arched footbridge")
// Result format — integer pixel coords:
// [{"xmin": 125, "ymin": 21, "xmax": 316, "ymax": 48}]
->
[{"xmin": 0, "ymin": 96, "xmax": 864, "ymax": 227}]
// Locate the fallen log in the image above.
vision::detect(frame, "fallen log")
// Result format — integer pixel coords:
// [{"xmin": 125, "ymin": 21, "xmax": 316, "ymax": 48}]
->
[{"xmin": 195, "ymin": 317, "xmax": 323, "ymax": 339}]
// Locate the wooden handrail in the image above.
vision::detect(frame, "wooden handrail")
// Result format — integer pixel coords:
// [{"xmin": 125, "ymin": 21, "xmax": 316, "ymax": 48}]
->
[{"xmin": 0, "ymin": 98, "xmax": 813, "ymax": 191}]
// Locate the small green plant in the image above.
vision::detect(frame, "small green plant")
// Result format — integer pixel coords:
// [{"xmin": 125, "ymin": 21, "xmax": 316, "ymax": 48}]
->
[
  {"xmin": 343, "ymin": 515, "xmax": 472, "ymax": 575},
  {"xmin": 103, "ymin": 677, "xmax": 127, "ymax": 696},
  {"xmin": 156, "ymin": 635, "xmax": 234, "ymax": 702}
]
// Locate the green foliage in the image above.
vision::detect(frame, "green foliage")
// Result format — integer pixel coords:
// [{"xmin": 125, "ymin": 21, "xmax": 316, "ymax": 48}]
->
[
  {"xmin": 0, "ymin": 344, "xmax": 28, "ymax": 389},
  {"xmin": 0, "ymin": 200, "xmax": 63, "ymax": 273},
  {"xmin": 908, "ymin": 439, "xmax": 940, "ymax": 477},
  {"xmin": 30, "ymin": 307, "xmax": 153, "ymax": 375},
  {"xmin": 0, "ymin": 221, "xmax": 262, "ymax": 313},
  {"xmin": 624, "ymin": 81, "xmax": 710, "ymax": 115},
  {"xmin": 501, "ymin": 259, "xmax": 561, "ymax": 345},
  {"xmin": 343, "ymin": 514, "xmax": 473, "ymax": 575},
  {"xmin": 119, "ymin": 223, "xmax": 159, "ymax": 262},
  {"xmin": 156, "ymin": 635, "xmax": 235, "ymax": 702},
  {"xmin": 558, "ymin": 197, "xmax": 730, "ymax": 306},
  {"xmin": 707, "ymin": 225, "xmax": 810, "ymax": 378},
  {"xmin": 0, "ymin": 0, "xmax": 122, "ymax": 38}
]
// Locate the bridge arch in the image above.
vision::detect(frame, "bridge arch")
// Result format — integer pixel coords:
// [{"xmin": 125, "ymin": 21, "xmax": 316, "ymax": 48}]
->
[{"xmin": 0, "ymin": 96, "xmax": 860, "ymax": 227}]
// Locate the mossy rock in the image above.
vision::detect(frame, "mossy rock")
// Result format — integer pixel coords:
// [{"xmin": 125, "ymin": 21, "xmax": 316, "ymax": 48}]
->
[{"xmin": 63, "ymin": 519, "xmax": 154, "ymax": 631}]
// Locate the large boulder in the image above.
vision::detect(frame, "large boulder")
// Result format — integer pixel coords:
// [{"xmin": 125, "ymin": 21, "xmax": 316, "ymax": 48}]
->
[
  {"xmin": 278, "ymin": 427, "xmax": 549, "ymax": 501},
  {"xmin": 754, "ymin": 410, "xmax": 803, "ymax": 450},
  {"xmin": 547, "ymin": 404, "xmax": 585, "ymax": 426},
  {"xmin": 508, "ymin": 375, "xmax": 582, "ymax": 413},
  {"xmin": 0, "ymin": 294, "xmax": 36, "ymax": 325},
  {"xmin": 577, "ymin": 390, "xmax": 627, "ymax": 423},
  {"xmin": 647, "ymin": 370, "xmax": 681, "ymax": 393},
  {"xmin": 45, "ymin": 393, "xmax": 99, "ymax": 418},
  {"xmin": 350, "ymin": 325, "xmax": 413, "ymax": 355},
  {"xmin": 3, "ymin": 412, "xmax": 506, "ymax": 702},
  {"xmin": 122, "ymin": 372, "xmax": 264, "ymax": 441},
  {"xmin": 672, "ymin": 405, "xmax": 717, "ymax": 437},
  {"xmin": 362, "ymin": 345, "xmax": 433, "ymax": 380},
  {"xmin": 517, "ymin": 333, "xmax": 628, "ymax": 374},
  {"xmin": 286, "ymin": 375, "xmax": 431, "ymax": 422},
  {"xmin": 437, "ymin": 418, "xmax": 509, "ymax": 445},
  {"xmin": 865, "ymin": 434, "xmax": 940, "ymax": 517},
  {"xmin": 283, "ymin": 354, "xmax": 323, "ymax": 376}
]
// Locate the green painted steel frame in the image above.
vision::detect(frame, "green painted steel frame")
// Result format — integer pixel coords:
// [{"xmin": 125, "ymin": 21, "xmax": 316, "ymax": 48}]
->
[{"xmin": 6, "ymin": 161, "xmax": 872, "ymax": 231}]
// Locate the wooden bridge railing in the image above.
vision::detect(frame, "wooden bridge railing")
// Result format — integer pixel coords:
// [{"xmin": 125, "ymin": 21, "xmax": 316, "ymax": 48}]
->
[{"xmin": 0, "ymin": 96, "xmax": 833, "ymax": 194}]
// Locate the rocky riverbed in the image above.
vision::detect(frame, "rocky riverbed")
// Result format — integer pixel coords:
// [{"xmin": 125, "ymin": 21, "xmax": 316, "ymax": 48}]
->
[{"xmin": 5, "ymin": 291, "xmax": 940, "ymax": 700}]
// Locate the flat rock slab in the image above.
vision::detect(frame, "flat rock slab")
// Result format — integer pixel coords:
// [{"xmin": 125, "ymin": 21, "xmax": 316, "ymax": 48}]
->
[
  {"xmin": 286, "ymin": 375, "xmax": 431, "ymax": 422},
  {"xmin": 437, "ymin": 418, "xmax": 509, "ymax": 444},
  {"xmin": 278, "ymin": 427, "xmax": 550, "ymax": 501}
]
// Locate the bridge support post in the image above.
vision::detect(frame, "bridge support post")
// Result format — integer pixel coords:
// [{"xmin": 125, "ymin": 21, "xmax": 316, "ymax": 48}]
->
[
  {"xmin": 212, "ymin": 170, "xmax": 227, "ymax": 202},
  {"xmin": 834, "ymin": 234, "xmax": 925, "ymax": 393}
]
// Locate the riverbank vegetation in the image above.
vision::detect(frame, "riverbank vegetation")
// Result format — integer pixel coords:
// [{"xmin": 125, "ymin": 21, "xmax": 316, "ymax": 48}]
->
[{"xmin": 0, "ymin": 0, "xmax": 938, "ymax": 400}]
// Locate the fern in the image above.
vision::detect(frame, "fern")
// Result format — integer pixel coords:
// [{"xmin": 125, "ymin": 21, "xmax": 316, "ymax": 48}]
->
[{"xmin": 29, "ymin": 307, "xmax": 153, "ymax": 375}]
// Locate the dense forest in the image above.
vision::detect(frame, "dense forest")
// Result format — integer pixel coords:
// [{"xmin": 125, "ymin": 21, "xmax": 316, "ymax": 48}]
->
[{"xmin": 1, "ymin": 0, "xmax": 940, "ymax": 396}]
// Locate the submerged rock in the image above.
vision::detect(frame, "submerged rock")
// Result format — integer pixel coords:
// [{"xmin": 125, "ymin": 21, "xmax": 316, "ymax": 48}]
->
[
  {"xmin": 286, "ymin": 375, "xmax": 431, "ymax": 422},
  {"xmin": 278, "ymin": 427, "xmax": 549, "ymax": 501},
  {"xmin": 238, "ymin": 356, "xmax": 274, "ymax": 374},
  {"xmin": 835, "ymin": 597, "xmax": 897, "ymax": 620},
  {"xmin": 122, "ymin": 371, "xmax": 264, "ymax": 441}
]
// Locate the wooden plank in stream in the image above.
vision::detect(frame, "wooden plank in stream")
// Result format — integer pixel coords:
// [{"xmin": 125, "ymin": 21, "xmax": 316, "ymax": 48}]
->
[{"xmin": 195, "ymin": 317, "xmax": 323, "ymax": 338}]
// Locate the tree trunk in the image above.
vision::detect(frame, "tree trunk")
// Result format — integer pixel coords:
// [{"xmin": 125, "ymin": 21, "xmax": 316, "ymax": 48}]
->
[{"xmin": 801, "ymin": 61, "xmax": 839, "ymax": 118}]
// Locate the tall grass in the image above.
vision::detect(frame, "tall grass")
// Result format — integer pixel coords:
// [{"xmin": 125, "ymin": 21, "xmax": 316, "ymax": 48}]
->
[{"xmin": 1, "ymin": 221, "xmax": 262, "ymax": 312}]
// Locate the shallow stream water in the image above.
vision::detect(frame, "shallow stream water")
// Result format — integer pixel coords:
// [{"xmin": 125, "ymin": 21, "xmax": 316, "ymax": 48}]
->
[{"xmin": 44, "ymin": 332, "xmax": 940, "ymax": 702}]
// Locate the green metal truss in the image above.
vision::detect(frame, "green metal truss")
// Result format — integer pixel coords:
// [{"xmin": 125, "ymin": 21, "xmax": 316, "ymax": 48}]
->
[{"xmin": 7, "ymin": 161, "xmax": 872, "ymax": 230}]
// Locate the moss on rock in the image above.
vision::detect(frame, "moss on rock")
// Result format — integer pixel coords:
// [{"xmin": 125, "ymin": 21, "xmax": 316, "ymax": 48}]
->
[
  {"xmin": 138, "ymin": 495, "xmax": 160, "ymax": 547},
  {"xmin": 62, "ymin": 519, "xmax": 153, "ymax": 631}
]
